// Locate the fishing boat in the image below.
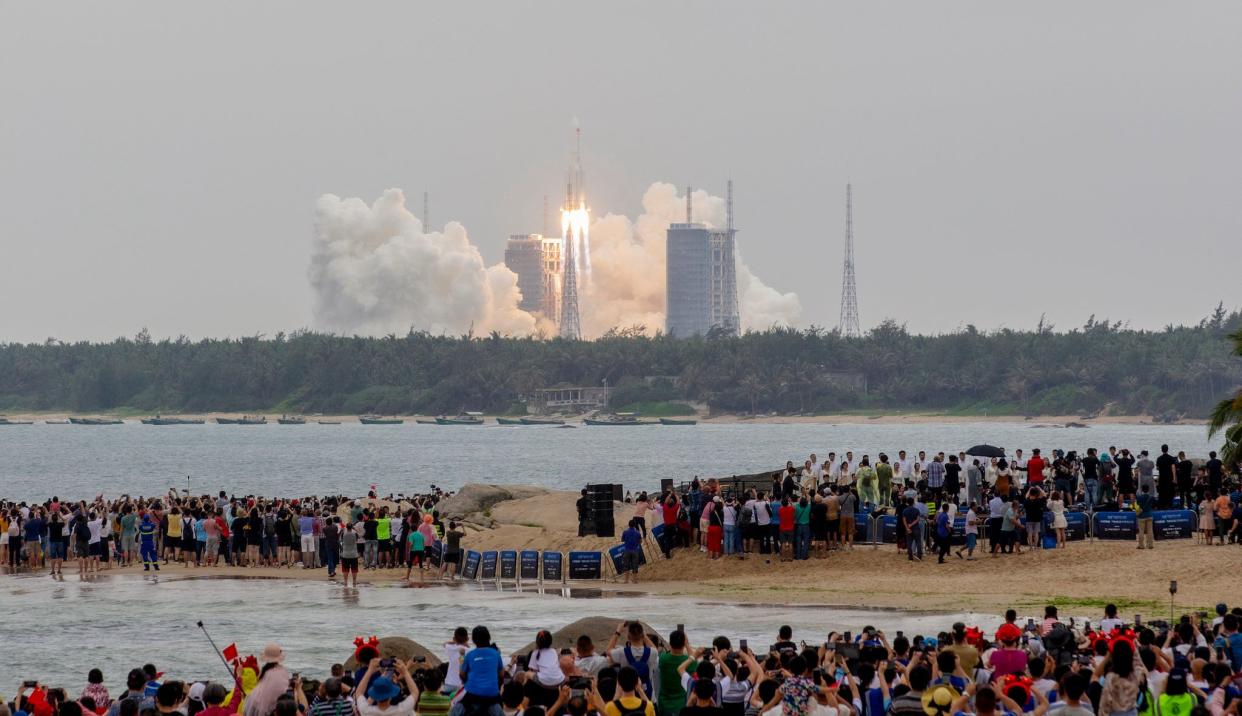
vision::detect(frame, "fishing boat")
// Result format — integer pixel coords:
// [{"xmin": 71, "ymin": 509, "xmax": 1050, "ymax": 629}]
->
[
  {"xmin": 496, "ymin": 417, "xmax": 525, "ymax": 425},
  {"xmin": 237, "ymin": 415, "xmax": 267, "ymax": 425},
  {"xmin": 317, "ymin": 420, "xmax": 341, "ymax": 425},
  {"xmin": 215, "ymin": 417, "xmax": 239, "ymax": 425},
  {"xmin": 359, "ymin": 415, "xmax": 404, "ymax": 425},
  {"xmin": 142, "ymin": 416, "xmax": 205, "ymax": 425},
  {"xmin": 519, "ymin": 417, "xmax": 567, "ymax": 425},
  {"xmin": 583, "ymin": 413, "xmax": 658, "ymax": 426},
  {"xmin": 277, "ymin": 414, "xmax": 307, "ymax": 425},
  {"xmin": 45, "ymin": 419, "xmax": 70, "ymax": 425},
  {"xmin": 435, "ymin": 412, "xmax": 485, "ymax": 426},
  {"xmin": 659, "ymin": 417, "xmax": 698, "ymax": 426},
  {"xmin": 0, "ymin": 417, "xmax": 33, "ymax": 425},
  {"xmin": 414, "ymin": 419, "xmax": 439, "ymax": 425},
  {"xmin": 70, "ymin": 417, "xmax": 124, "ymax": 425}
]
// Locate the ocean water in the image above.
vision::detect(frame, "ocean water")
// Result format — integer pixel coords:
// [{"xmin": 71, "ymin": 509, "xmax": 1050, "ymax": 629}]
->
[
  {"xmin": 0, "ymin": 421, "xmax": 1214, "ymax": 500},
  {"xmin": 0, "ymin": 572, "xmax": 1004, "ymax": 688}
]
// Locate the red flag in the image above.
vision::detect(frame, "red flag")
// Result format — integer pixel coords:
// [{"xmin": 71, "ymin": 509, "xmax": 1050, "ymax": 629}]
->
[{"xmin": 222, "ymin": 643, "xmax": 238, "ymax": 662}]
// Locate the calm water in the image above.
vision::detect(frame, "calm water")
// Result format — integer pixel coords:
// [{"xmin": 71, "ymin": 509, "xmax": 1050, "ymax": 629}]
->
[
  {"xmin": 0, "ymin": 573, "xmax": 1005, "ymax": 687},
  {"xmin": 0, "ymin": 421, "xmax": 1214, "ymax": 500}
]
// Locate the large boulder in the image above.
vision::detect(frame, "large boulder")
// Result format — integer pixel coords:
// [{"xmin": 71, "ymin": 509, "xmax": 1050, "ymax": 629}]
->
[
  {"xmin": 342, "ymin": 636, "xmax": 442, "ymax": 670},
  {"xmin": 435, "ymin": 484, "xmax": 550, "ymax": 521},
  {"xmin": 509, "ymin": 616, "xmax": 666, "ymax": 656}
]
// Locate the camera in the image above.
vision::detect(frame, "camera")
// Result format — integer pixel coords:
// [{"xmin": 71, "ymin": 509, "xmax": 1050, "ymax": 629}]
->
[{"xmin": 568, "ymin": 677, "xmax": 591, "ymax": 691}]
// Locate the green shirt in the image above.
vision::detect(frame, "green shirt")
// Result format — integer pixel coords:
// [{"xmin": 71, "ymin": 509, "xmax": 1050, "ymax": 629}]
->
[
  {"xmin": 876, "ymin": 463, "xmax": 893, "ymax": 482},
  {"xmin": 121, "ymin": 513, "xmax": 137, "ymax": 537},
  {"xmin": 417, "ymin": 691, "xmax": 453, "ymax": 716},
  {"xmin": 794, "ymin": 503, "xmax": 812, "ymax": 525},
  {"xmin": 376, "ymin": 517, "xmax": 391, "ymax": 540},
  {"xmin": 657, "ymin": 652, "xmax": 690, "ymax": 714},
  {"xmin": 408, "ymin": 530, "xmax": 425, "ymax": 551}
]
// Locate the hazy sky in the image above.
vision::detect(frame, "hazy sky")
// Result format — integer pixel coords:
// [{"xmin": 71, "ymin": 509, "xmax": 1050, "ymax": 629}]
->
[{"xmin": 2, "ymin": 2, "xmax": 1239, "ymax": 343}]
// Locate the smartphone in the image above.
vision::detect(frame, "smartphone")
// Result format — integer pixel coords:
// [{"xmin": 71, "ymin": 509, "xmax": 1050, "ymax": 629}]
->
[
  {"xmin": 1027, "ymin": 618, "xmax": 1035, "ymax": 630},
  {"xmin": 740, "ymin": 639, "xmax": 748, "ymax": 652},
  {"xmin": 23, "ymin": 680, "xmax": 38, "ymax": 688},
  {"xmin": 1135, "ymin": 614, "xmax": 1142, "ymax": 628},
  {"xmin": 896, "ymin": 630, "xmax": 904, "ymax": 639},
  {"xmin": 677, "ymin": 623, "xmax": 685, "ymax": 633}
]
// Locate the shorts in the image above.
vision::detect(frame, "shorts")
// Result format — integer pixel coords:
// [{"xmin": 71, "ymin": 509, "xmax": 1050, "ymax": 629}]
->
[
  {"xmin": 826, "ymin": 518, "xmax": 840, "ymax": 535},
  {"xmin": 622, "ymin": 550, "xmax": 640, "ymax": 573},
  {"xmin": 49, "ymin": 541, "xmax": 66, "ymax": 560},
  {"xmin": 780, "ymin": 530, "xmax": 795, "ymax": 545},
  {"xmin": 377, "ymin": 539, "xmax": 390, "ymax": 553},
  {"xmin": 408, "ymin": 550, "xmax": 423, "ymax": 567},
  {"xmin": 840, "ymin": 517, "xmax": 855, "ymax": 536},
  {"xmin": 341, "ymin": 557, "xmax": 359, "ymax": 573},
  {"xmin": 966, "ymin": 534, "xmax": 977, "ymax": 551},
  {"xmin": 90, "ymin": 541, "xmax": 104, "ymax": 558},
  {"xmin": 444, "ymin": 551, "xmax": 461, "ymax": 566},
  {"xmin": 122, "ymin": 534, "xmax": 137, "ymax": 552},
  {"xmin": 76, "ymin": 538, "xmax": 91, "ymax": 556}
]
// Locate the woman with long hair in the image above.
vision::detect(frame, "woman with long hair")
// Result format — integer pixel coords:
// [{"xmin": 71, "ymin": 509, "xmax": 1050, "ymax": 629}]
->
[
  {"xmin": 523, "ymin": 629, "xmax": 565, "ymax": 707},
  {"xmin": 243, "ymin": 644, "xmax": 291, "ymax": 716},
  {"xmin": 1093, "ymin": 639, "xmax": 1146, "ymax": 716},
  {"xmin": 1048, "ymin": 491, "xmax": 1068, "ymax": 548}
]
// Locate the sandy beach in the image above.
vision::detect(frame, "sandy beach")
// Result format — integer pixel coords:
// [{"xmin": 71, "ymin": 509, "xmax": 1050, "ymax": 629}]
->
[
  {"xmin": 72, "ymin": 489, "xmax": 1234, "ymax": 616},
  {"xmin": 3, "ymin": 410, "xmax": 1205, "ymax": 426}
]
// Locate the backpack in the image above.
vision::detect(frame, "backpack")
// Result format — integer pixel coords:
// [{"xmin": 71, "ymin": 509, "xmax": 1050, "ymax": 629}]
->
[
  {"xmin": 739, "ymin": 504, "xmax": 754, "ymax": 526},
  {"xmin": 622, "ymin": 645, "xmax": 653, "ymax": 696},
  {"xmin": 1043, "ymin": 623, "xmax": 1077, "ymax": 667},
  {"xmin": 610, "ymin": 699, "xmax": 649, "ymax": 716}
]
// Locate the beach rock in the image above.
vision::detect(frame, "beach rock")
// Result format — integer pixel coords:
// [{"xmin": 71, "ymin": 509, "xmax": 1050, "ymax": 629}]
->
[
  {"xmin": 342, "ymin": 636, "xmax": 442, "ymax": 669},
  {"xmin": 509, "ymin": 616, "xmax": 667, "ymax": 656},
  {"xmin": 436, "ymin": 484, "xmax": 550, "ymax": 520}
]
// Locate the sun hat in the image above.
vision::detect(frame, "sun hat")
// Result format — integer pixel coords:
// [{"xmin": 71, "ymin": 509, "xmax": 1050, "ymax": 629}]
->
[
  {"xmin": 995, "ymin": 623, "xmax": 1022, "ymax": 643},
  {"xmin": 260, "ymin": 644, "xmax": 285, "ymax": 665},
  {"xmin": 187, "ymin": 683, "xmax": 206, "ymax": 703},
  {"xmin": 922, "ymin": 685, "xmax": 958, "ymax": 716},
  {"xmin": 366, "ymin": 676, "xmax": 402, "ymax": 703}
]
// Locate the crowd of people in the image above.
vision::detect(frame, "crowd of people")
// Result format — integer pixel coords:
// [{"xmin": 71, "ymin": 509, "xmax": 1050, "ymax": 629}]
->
[
  {"xmin": 0, "ymin": 488, "xmax": 463, "ymax": 585},
  {"xmin": 618, "ymin": 445, "xmax": 1242, "ymax": 570},
  {"xmin": 8, "ymin": 604, "xmax": 1242, "ymax": 716}
]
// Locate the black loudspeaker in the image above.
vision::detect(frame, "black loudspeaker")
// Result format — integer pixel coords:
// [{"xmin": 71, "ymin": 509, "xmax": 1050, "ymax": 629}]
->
[
  {"xmin": 594, "ymin": 517, "xmax": 615, "ymax": 538},
  {"xmin": 612, "ymin": 484, "xmax": 624, "ymax": 502},
  {"xmin": 660, "ymin": 478, "xmax": 674, "ymax": 493}
]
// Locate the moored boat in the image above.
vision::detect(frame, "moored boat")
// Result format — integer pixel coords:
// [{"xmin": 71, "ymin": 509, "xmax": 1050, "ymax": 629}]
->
[
  {"xmin": 359, "ymin": 415, "xmax": 404, "ymax": 425},
  {"xmin": 317, "ymin": 420, "xmax": 341, "ymax": 425},
  {"xmin": 237, "ymin": 415, "xmax": 267, "ymax": 425},
  {"xmin": 215, "ymin": 417, "xmax": 240, "ymax": 425},
  {"xmin": 414, "ymin": 419, "xmax": 439, "ymax": 425},
  {"xmin": 142, "ymin": 416, "xmax": 205, "ymax": 425},
  {"xmin": 70, "ymin": 417, "xmax": 124, "ymax": 425},
  {"xmin": 659, "ymin": 417, "xmax": 698, "ymax": 426},
  {"xmin": 0, "ymin": 417, "xmax": 34, "ymax": 425},
  {"xmin": 277, "ymin": 414, "xmax": 307, "ymax": 425},
  {"xmin": 584, "ymin": 413, "xmax": 657, "ymax": 426},
  {"xmin": 45, "ymin": 419, "xmax": 70, "ymax": 425},
  {"xmin": 435, "ymin": 412, "xmax": 485, "ymax": 425},
  {"xmin": 519, "ymin": 417, "xmax": 567, "ymax": 425},
  {"xmin": 496, "ymin": 417, "xmax": 525, "ymax": 425}
]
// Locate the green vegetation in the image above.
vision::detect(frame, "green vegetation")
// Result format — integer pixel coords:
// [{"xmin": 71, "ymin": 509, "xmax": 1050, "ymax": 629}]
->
[
  {"xmin": 1207, "ymin": 325, "xmax": 1242, "ymax": 465},
  {"xmin": 1, "ymin": 307, "xmax": 1239, "ymax": 427}
]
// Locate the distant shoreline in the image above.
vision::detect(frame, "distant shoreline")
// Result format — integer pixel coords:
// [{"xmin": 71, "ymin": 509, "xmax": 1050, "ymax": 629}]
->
[{"xmin": 0, "ymin": 410, "xmax": 1206, "ymax": 426}]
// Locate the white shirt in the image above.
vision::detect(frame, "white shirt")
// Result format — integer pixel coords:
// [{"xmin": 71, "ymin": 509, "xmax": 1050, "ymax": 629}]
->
[
  {"xmin": 1098, "ymin": 617, "xmax": 1124, "ymax": 633},
  {"xmin": 529, "ymin": 647, "xmax": 564, "ymax": 686},
  {"xmin": 443, "ymin": 643, "xmax": 468, "ymax": 688},
  {"xmin": 88, "ymin": 518, "xmax": 103, "ymax": 543},
  {"xmin": 749, "ymin": 500, "xmax": 771, "ymax": 526},
  {"xmin": 354, "ymin": 694, "xmax": 415, "ymax": 716}
]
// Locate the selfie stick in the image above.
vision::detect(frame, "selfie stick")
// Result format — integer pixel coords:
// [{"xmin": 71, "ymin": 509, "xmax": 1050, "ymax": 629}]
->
[{"xmin": 197, "ymin": 621, "xmax": 244, "ymax": 691}]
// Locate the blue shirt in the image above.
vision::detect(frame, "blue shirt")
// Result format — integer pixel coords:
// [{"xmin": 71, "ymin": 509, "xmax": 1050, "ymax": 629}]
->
[
  {"xmin": 1216, "ymin": 632, "xmax": 1242, "ymax": 672},
  {"xmin": 622, "ymin": 527, "xmax": 642, "ymax": 552},
  {"xmin": 1136, "ymin": 493, "xmax": 1154, "ymax": 518},
  {"xmin": 139, "ymin": 519, "xmax": 157, "ymax": 545},
  {"xmin": 461, "ymin": 646, "xmax": 502, "ymax": 697},
  {"xmin": 299, "ymin": 516, "xmax": 315, "ymax": 536}
]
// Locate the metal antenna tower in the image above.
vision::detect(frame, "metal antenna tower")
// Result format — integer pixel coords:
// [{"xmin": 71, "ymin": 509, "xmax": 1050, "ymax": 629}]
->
[
  {"xmin": 559, "ymin": 221, "xmax": 582, "ymax": 340},
  {"xmin": 839, "ymin": 183, "xmax": 861, "ymax": 337},
  {"xmin": 423, "ymin": 191, "xmax": 429, "ymax": 231}
]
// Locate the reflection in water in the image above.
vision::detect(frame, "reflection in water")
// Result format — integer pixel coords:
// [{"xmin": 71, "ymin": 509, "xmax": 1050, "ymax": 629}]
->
[{"xmin": 1, "ymin": 574, "xmax": 1003, "ymax": 688}]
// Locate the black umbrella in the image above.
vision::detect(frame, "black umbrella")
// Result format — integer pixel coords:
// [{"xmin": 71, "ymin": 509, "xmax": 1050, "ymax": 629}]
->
[{"xmin": 966, "ymin": 444, "xmax": 1006, "ymax": 458}]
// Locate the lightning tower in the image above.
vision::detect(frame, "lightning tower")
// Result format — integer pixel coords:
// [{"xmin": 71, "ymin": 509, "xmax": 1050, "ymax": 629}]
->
[{"xmin": 838, "ymin": 183, "xmax": 861, "ymax": 337}]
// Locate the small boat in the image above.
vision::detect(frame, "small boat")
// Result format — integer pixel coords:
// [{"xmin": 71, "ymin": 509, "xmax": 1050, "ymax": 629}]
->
[
  {"xmin": 584, "ymin": 413, "xmax": 657, "ymax": 426},
  {"xmin": 414, "ymin": 419, "xmax": 439, "ymax": 425},
  {"xmin": 496, "ymin": 417, "xmax": 525, "ymax": 425},
  {"xmin": 360, "ymin": 415, "xmax": 404, "ymax": 425},
  {"xmin": 237, "ymin": 415, "xmax": 267, "ymax": 425},
  {"xmin": 277, "ymin": 414, "xmax": 307, "ymax": 425},
  {"xmin": 435, "ymin": 412, "xmax": 485, "ymax": 426},
  {"xmin": 70, "ymin": 417, "xmax": 124, "ymax": 425},
  {"xmin": 215, "ymin": 417, "xmax": 239, "ymax": 425},
  {"xmin": 0, "ymin": 417, "xmax": 33, "ymax": 425},
  {"xmin": 659, "ymin": 418, "xmax": 698, "ymax": 426},
  {"xmin": 317, "ymin": 420, "xmax": 341, "ymax": 425},
  {"xmin": 45, "ymin": 419, "xmax": 70, "ymax": 425},
  {"xmin": 142, "ymin": 416, "xmax": 205, "ymax": 425},
  {"xmin": 520, "ymin": 417, "xmax": 567, "ymax": 425}
]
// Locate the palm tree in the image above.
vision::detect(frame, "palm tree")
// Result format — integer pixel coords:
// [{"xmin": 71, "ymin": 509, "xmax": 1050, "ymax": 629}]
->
[{"xmin": 1207, "ymin": 327, "xmax": 1242, "ymax": 467}]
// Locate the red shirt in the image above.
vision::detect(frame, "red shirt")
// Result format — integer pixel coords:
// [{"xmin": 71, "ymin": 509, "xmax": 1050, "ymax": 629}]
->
[
  {"xmin": 662, "ymin": 503, "xmax": 678, "ymax": 526},
  {"xmin": 778, "ymin": 505, "xmax": 795, "ymax": 531},
  {"xmin": 1027, "ymin": 457, "xmax": 1046, "ymax": 483}
]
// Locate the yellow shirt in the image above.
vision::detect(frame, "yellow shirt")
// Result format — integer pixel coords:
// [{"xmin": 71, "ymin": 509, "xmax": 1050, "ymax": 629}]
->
[
  {"xmin": 603, "ymin": 697, "xmax": 655, "ymax": 716},
  {"xmin": 167, "ymin": 516, "xmax": 183, "ymax": 538}
]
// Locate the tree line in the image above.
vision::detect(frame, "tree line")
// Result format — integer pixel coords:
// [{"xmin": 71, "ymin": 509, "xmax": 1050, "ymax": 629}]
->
[{"xmin": 1, "ymin": 305, "xmax": 1240, "ymax": 419}]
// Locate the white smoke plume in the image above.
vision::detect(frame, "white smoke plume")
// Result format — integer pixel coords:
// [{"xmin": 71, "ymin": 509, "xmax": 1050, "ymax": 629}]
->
[
  {"xmin": 583, "ymin": 182, "xmax": 801, "ymax": 335},
  {"xmin": 308, "ymin": 184, "xmax": 798, "ymax": 339},
  {"xmin": 309, "ymin": 189, "xmax": 541, "ymax": 336}
]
